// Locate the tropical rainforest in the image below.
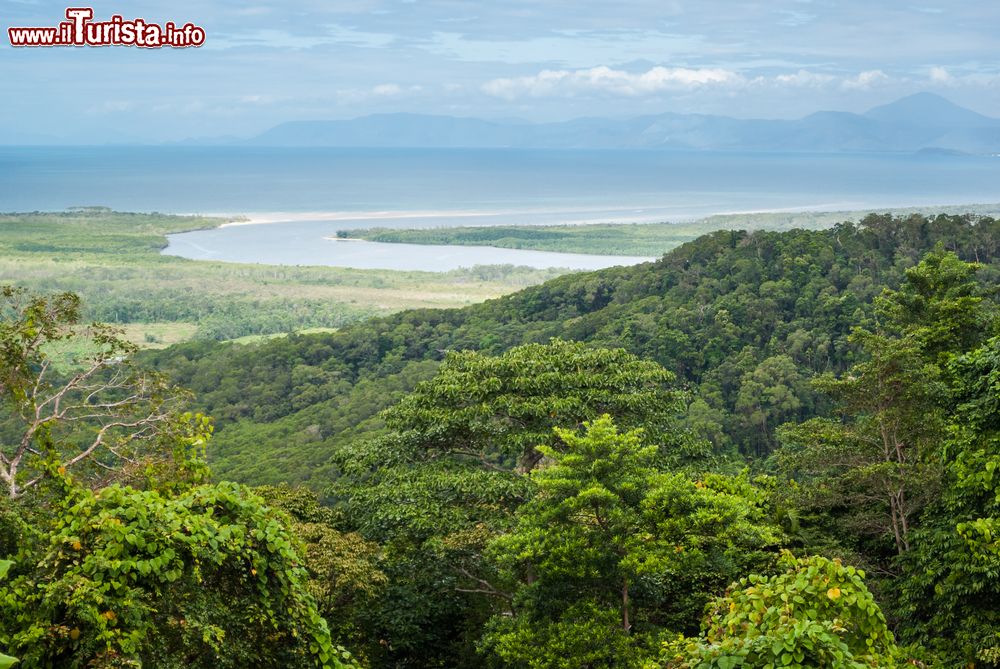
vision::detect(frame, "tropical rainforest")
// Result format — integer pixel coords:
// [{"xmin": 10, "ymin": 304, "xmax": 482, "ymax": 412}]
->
[{"xmin": 3, "ymin": 212, "xmax": 1000, "ymax": 668}]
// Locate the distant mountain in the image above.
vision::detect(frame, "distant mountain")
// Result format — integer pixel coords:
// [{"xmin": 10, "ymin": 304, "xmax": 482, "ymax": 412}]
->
[
  {"xmin": 248, "ymin": 93, "xmax": 1000, "ymax": 154},
  {"xmin": 864, "ymin": 92, "xmax": 999, "ymax": 129}
]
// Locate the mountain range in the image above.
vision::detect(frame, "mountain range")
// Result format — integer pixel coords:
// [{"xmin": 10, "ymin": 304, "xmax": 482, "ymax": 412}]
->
[{"xmin": 250, "ymin": 93, "xmax": 1000, "ymax": 154}]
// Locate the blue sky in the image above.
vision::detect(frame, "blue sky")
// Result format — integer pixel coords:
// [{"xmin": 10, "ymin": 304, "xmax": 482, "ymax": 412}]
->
[{"xmin": 2, "ymin": 0, "xmax": 998, "ymax": 142}]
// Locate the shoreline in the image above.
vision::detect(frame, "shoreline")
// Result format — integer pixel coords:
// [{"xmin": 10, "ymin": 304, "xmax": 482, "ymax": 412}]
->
[
  {"xmin": 215, "ymin": 209, "xmax": 506, "ymax": 228},
  {"xmin": 320, "ymin": 235, "xmax": 657, "ymax": 261},
  {"xmin": 190, "ymin": 200, "xmax": 1000, "ymax": 231}
]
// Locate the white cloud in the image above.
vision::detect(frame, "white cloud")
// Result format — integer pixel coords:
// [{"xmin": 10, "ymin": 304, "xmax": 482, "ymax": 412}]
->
[
  {"xmin": 335, "ymin": 83, "xmax": 422, "ymax": 104},
  {"xmin": 771, "ymin": 70, "xmax": 837, "ymax": 87},
  {"xmin": 481, "ymin": 66, "xmax": 901, "ymax": 100},
  {"xmin": 372, "ymin": 83, "xmax": 403, "ymax": 96},
  {"xmin": 481, "ymin": 65, "xmax": 742, "ymax": 99},
  {"xmin": 929, "ymin": 66, "xmax": 953, "ymax": 84},
  {"xmin": 841, "ymin": 70, "xmax": 890, "ymax": 90}
]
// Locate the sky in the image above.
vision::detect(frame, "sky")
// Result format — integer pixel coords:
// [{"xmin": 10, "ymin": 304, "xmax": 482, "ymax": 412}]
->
[{"xmin": 2, "ymin": 0, "xmax": 999, "ymax": 142}]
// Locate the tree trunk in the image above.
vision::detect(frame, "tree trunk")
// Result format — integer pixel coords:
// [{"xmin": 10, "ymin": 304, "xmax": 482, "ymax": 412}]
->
[{"xmin": 622, "ymin": 578, "xmax": 631, "ymax": 633}]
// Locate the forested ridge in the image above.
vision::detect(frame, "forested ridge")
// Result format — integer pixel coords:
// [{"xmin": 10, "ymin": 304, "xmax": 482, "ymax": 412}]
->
[
  {"xmin": 4, "ymin": 212, "xmax": 1000, "ymax": 667},
  {"xmin": 143, "ymin": 213, "xmax": 1000, "ymax": 480}
]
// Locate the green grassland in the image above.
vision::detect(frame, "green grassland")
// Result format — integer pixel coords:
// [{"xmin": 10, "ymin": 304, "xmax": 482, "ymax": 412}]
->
[
  {"xmin": 341, "ymin": 203, "xmax": 1000, "ymax": 256},
  {"xmin": 0, "ymin": 209, "xmax": 570, "ymax": 344}
]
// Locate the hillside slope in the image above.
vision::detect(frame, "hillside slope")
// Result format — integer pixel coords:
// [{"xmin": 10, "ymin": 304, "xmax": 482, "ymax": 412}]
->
[{"xmin": 142, "ymin": 213, "xmax": 1000, "ymax": 485}]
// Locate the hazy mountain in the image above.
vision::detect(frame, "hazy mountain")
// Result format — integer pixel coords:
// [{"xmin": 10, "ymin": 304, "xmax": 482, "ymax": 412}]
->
[
  {"xmin": 864, "ymin": 92, "xmax": 999, "ymax": 129},
  {"xmin": 248, "ymin": 93, "xmax": 1000, "ymax": 154}
]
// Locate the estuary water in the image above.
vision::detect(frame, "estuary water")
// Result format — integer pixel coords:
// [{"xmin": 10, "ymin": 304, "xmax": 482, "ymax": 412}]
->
[
  {"xmin": 165, "ymin": 224, "xmax": 655, "ymax": 271},
  {"xmin": 3, "ymin": 146, "xmax": 999, "ymax": 271}
]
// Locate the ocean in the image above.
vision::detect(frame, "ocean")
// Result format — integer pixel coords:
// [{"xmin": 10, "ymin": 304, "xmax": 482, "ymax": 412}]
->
[{"xmin": 3, "ymin": 146, "xmax": 999, "ymax": 270}]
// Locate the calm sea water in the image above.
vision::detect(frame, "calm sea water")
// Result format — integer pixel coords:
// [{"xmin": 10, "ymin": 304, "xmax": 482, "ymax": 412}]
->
[{"xmin": 3, "ymin": 146, "xmax": 999, "ymax": 270}]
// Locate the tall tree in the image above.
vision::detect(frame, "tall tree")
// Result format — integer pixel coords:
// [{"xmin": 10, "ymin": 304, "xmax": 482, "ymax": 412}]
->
[
  {"xmin": 481, "ymin": 416, "xmax": 782, "ymax": 668},
  {"xmin": 777, "ymin": 250, "xmax": 986, "ymax": 558},
  {"xmin": 897, "ymin": 335, "xmax": 1000, "ymax": 666},
  {"xmin": 0, "ymin": 287, "xmax": 180, "ymax": 498},
  {"xmin": 331, "ymin": 340, "xmax": 695, "ymax": 667}
]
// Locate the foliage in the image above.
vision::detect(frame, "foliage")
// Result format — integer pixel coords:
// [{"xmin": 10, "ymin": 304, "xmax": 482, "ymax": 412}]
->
[
  {"xmin": 146, "ymin": 214, "xmax": 1000, "ymax": 483},
  {"xmin": 331, "ymin": 341, "xmax": 691, "ymax": 667},
  {"xmin": 874, "ymin": 247, "xmax": 988, "ymax": 363},
  {"xmin": 480, "ymin": 601, "xmax": 649, "ymax": 669},
  {"xmin": 256, "ymin": 485, "xmax": 388, "ymax": 654},
  {"xmin": 334, "ymin": 340, "xmax": 693, "ymax": 544},
  {"xmin": 376, "ymin": 338, "xmax": 694, "ymax": 471},
  {"xmin": 896, "ymin": 335, "xmax": 1000, "ymax": 666},
  {"xmin": 777, "ymin": 331, "xmax": 946, "ymax": 557},
  {"xmin": 0, "ymin": 560, "xmax": 16, "ymax": 668},
  {"xmin": 0, "ymin": 478, "xmax": 356, "ymax": 669},
  {"xmin": 661, "ymin": 553, "xmax": 904, "ymax": 669},
  {"xmin": 481, "ymin": 417, "xmax": 783, "ymax": 668},
  {"xmin": 734, "ymin": 355, "xmax": 812, "ymax": 457},
  {"xmin": 777, "ymin": 251, "xmax": 985, "ymax": 562},
  {"xmin": 0, "ymin": 285, "xmax": 183, "ymax": 498}
]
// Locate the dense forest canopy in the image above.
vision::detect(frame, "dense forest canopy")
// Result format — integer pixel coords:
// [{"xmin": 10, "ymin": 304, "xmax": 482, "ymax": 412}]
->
[
  {"xmin": 143, "ymin": 213, "xmax": 1000, "ymax": 481},
  {"xmin": 3, "ymin": 212, "xmax": 1000, "ymax": 667}
]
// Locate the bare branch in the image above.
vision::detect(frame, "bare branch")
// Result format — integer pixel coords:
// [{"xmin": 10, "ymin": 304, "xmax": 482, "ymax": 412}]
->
[{"xmin": 456, "ymin": 567, "xmax": 513, "ymax": 602}]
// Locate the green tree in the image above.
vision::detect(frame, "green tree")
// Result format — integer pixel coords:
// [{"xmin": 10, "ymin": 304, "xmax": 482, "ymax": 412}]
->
[
  {"xmin": 778, "ymin": 330, "xmax": 945, "ymax": 556},
  {"xmin": 331, "ymin": 341, "xmax": 694, "ymax": 667},
  {"xmin": 777, "ymin": 251, "xmax": 986, "ymax": 558},
  {"xmin": 735, "ymin": 355, "xmax": 811, "ymax": 456},
  {"xmin": 373, "ymin": 338, "xmax": 693, "ymax": 472},
  {"xmin": 256, "ymin": 485, "xmax": 387, "ymax": 658},
  {"xmin": 0, "ymin": 560, "xmax": 16, "ymax": 668},
  {"xmin": 0, "ymin": 474, "xmax": 355, "ymax": 669},
  {"xmin": 481, "ymin": 417, "xmax": 782, "ymax": 668},
  {"xmin": 897, "ymin": 335, "xmax": 1000, "ymax": 666},
  {"xmin": 874, "ymin": 247, "xmax": 987, "ymax": 364},
  {"xmin": 0, "ymin": 287, "xmax": 181, "ymax": 499},
  {"xmin": 661, "ymin": 553, "xmax": 904, "ymax": 669}
]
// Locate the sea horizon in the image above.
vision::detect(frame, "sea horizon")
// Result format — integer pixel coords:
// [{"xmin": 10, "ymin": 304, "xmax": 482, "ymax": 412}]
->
[{"xmin": 3, "ymin": 146, "xmax": 1000, "ymax": 217}]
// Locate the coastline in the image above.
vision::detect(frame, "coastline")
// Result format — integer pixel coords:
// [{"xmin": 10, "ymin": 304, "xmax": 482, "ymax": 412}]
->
[
  {"xmin": 215, "ymin": 209, "xmax": 524, "ymax": 228},
  {"xmin": 199, "ymin": 200, "xmax": 1000, "ymax": 232}
]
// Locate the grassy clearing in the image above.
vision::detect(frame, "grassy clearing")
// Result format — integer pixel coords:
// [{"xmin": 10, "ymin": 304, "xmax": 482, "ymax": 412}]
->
[{"xmin": 225, "ymin": 327, "xmax": 341, "ymax": 345}]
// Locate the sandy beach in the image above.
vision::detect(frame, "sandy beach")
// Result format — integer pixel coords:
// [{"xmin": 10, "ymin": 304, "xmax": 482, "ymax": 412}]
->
[{"xmin": 216, "ymin": 209, "xmax": 510, "ymax": 228}]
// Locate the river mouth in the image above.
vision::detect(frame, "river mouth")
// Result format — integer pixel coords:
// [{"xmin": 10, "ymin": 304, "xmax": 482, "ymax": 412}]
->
[{"xmin": 162, "ymin": 218, "xmax": 655, "ymax": 272}]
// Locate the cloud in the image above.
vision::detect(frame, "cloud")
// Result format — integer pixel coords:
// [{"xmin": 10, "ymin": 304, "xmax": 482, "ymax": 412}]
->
[
  {"xmin": 840, "ymin": 70, "xmax": 890, "ymax": 90},
  {"xmin": 335, "ymin": 83, "xmax": 422, "ymax": 104},
  {"xmin": 771, "ymin": 70, "xmax": 837, "ymax": 87},
  {"xmin": 929, "ymin": 66, "xmax": 952, "ymax": 84},
  {"xmin": 481, "ymin": 66, "xmax": 900, "ymax": 100},
  {"xmin": 240, "ymin": 94, "xmax": 275, "ymax": 104},
  {"xmin": 482, "ymin": 65, "xmax": 742, "ymax": 99},
  {"xmin": 372, "ymin": 83, "xmax": 403, "ymax": 96}
]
